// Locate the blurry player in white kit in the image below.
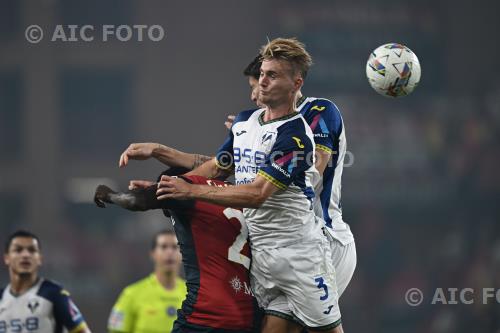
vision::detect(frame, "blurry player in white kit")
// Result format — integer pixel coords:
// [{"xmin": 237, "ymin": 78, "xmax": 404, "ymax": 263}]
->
[
  {"xmin": 156, "ymin": 39, "xmax": 344, "ymax": 332},
  {"xmin": 0, "ymin": 230, "xmax": 91, "ymax": 333}
]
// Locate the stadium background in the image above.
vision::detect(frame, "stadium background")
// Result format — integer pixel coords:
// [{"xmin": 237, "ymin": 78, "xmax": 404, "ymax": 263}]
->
[{"xmin": 1, "ymin": 0, "xmax": 499, "ymax": 332}]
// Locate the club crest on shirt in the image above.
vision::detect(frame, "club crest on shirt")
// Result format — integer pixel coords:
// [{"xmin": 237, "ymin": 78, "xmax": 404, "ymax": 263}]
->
[
  {"xmin": 229, "ymin": 276, "xmax": 243, "ymax": 294},
  {"xmin": 166, "ymin": 306, "xmax": 177, "ymax": 317},
  {"xmin": 27, "ymin": 298, "xmax": 40, "ymax": 314},
  {"xmin": 261, "ymin": 131, "xmax": 276, "ymax": 145}
]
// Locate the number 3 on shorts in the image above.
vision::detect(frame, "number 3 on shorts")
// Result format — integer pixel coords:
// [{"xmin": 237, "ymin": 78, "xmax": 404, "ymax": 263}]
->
[{"xmin": 315, "ymin": 277, "xmax": 329, "ymax": 301}]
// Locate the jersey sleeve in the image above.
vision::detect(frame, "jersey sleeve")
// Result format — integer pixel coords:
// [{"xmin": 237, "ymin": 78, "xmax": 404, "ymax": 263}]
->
[
  {"xmin": 108, "ymin": 287, "xmax": 135, "ymax": 333},
  {"xmin": 51, "ymin": 288, "xmax": 88, "ymax": 333},
  {"xmin": 215, "ymin": 131, "xmax": 234, "ymax": 170},
  {"xmin": 303, "ymin": 100, "xmax": 343, "ymax": 155},
  {"xmin": 216, "ymin": 109, "xmax": 256, "ymax": 169},
  {"xmin": 258, "ymin": 119, "xmax": 314, "ymax": 190}
]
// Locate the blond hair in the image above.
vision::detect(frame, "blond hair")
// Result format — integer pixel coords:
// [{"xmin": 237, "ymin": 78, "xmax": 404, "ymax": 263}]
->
[{"xmin": 260, "ymin": 37, "xmax": 313, "ymax": 78}]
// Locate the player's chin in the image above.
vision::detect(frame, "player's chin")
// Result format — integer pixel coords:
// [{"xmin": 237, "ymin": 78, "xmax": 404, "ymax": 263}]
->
[
  {"xmin": 16, "ymin": 267, "xmax": 36, "ymax": 276},
  {"xmin": 160, "ymin": 263, "xmax": 177, "ymax": 273}
]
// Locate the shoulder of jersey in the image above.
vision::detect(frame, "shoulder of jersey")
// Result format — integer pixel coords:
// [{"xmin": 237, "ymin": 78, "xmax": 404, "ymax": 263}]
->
[
  {"xmin": 301, "ymin": 97, "xmax": 340, "ymax": 115},
  {"xmin": 276, "ymin": 116, "xmax": 310, "ymax": 137},
  {"xmin": 233, "ymin": 108, "xmax": 261, "ymax": 124},
  {"xmin": 176, "ymin": 277, "xmax": 187, "ymax": 291},
  {"xmin": 37, "ymin": 279, "xmax": 70, "ymax": 301},
  {"xmin": 122, "ymin": 275, "xmax": 153, "ymax": 294}
]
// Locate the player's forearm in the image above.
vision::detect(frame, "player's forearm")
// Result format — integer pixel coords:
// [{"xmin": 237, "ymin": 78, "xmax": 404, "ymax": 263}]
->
[
  {"xmin": 186, "ymin": 158, "xmax": 230, "ymax": 180},
  {"xmin": 153, "ymin": 144, "xmax": 212, "ymax": 170},
  {"xmin": 190, "ymin": 183, "xmax": 265, "ymax": 208},
  {"xmin": 106, "ymin": 187, "xmax": 161, "ymax": 211}
]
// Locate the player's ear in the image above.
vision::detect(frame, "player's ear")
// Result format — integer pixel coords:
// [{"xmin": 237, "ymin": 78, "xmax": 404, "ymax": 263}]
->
[
  {"xmin": 3, "ymin": 253, "xmax": 9, "ymax": 266},
  {"xmin": 294, "ymin": 76, "xmax": 303, "ymax": 91}
]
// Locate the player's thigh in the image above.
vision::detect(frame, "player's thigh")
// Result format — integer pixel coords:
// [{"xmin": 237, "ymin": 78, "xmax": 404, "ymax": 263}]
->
[
  {"xmin": 272, "ymin": 241, "xmax": 342, "ymax": 331},
  {"xmin": 261, "ymin": 313, "xmax": 302, "ymax": 333},
  {"xmin": 250, "ymin": 249, "xmax": 281, "ymax": 309},
  {"xmin": 264, "ymin": 294, "xmax": 302, "ymax": 329},
  {"xmin": 328, "ymin": 237, "xmax": 357, "ymax": 297}
]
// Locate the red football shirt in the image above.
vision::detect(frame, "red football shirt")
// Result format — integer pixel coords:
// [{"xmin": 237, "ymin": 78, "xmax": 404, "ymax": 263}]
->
[{"xmin": 162, "ymin": 175, "xmax": 255, "ymax": 331}]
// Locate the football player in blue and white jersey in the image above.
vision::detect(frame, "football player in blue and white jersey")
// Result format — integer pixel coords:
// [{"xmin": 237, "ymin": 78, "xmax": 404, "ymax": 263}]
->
[
  {"xmin": 156, "ymin": 38, "xmax": 342, "ymax": 333},
  {"xmin": 1, "ymin": 230, "xmax": 91, "ymax": 333},
  {"xmin": 239, "ymin": 54, "xmax": 356, "ymax": 300}
]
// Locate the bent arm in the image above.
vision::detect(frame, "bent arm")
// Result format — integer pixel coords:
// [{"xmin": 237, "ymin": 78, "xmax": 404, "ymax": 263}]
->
[
  {"xmin": 159, "ymin": 175, "xmax": 278, "ymax": 209},
  {"xmin": 153, "ymin": 144, "xmax": 212, "ymax": 170},
  {"xmin": 185, "ymin": 157, "xmax": 232, "ymax": 180},
  {"xmin": 95, "ymin": 185, "xmax": 163, "ymax": 211}
]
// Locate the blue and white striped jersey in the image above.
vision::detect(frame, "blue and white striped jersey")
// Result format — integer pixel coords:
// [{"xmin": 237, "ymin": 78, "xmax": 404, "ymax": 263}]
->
[
  {"xmin": 217, "ymin": 109, "xmax": 323, "ymax": 249},
  {"xmin": 298, "ymin": 97, "xmax": 354, "ymax": 245},
  {"xmin": 0, "ymin": 278, "xmax": 87, "ymax": 333}
]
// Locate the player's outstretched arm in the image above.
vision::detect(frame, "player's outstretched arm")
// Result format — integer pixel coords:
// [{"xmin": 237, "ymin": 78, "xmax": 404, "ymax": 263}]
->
[
  {"xmin": 119, "ymin": 142, "xmax": 212, "ymax": 170},
  {"xmin": 185, "ymin": 157, "xmax": 232, "ymax": 180},
  {"xmin": 156, "ymin": 174, "xmax": 277, "ymax": 208},
  {"xmin": 94, "ymin": 184, "xmax": 163, "ymax": 211}
]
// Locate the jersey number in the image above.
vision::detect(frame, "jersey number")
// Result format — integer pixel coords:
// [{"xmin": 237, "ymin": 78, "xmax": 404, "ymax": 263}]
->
[
  {"xmin": 315, "ymin": 277, "xmax": 329, "ymax": 301},
  {"xmin": 223, "ymin": 208, "xmax": 251, "ymax": 269}
]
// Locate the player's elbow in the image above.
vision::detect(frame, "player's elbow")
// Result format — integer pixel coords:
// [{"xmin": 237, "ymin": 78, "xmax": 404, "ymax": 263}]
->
[
  {"xmin": 246, "ymin": 199, "xmax": 263, "ymax": 209},
  {"xmin": 247, "ymin": 192, "xmax": 267, "ymax": 208}
]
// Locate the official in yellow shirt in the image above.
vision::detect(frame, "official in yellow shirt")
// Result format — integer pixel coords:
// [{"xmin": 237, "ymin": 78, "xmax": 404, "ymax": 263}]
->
[{"xmin": 108, "ymin": 230, "xmax": 186, "ymax": 333}]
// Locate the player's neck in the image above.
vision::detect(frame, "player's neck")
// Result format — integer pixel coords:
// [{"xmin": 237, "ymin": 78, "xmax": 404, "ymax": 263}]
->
[
  {"xmin": 155, "ymin": 270, "xmax": 177, "ymax": 290},
  {"xmin": 296, "ymin": 90, "xmax": 303, "ymax": 101},
  {"xmin": 264, "ymin": 101, "xmax": 296, "ymax": 122},
  {"xmin": 9, "ymin": 273, "xmax": 39, "ymax": 296}
]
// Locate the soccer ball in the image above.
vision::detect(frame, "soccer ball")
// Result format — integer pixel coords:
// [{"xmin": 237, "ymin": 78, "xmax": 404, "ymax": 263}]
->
[{"xmin": 366, "ymin": 43, "xmax": 421, "ymax": 97}]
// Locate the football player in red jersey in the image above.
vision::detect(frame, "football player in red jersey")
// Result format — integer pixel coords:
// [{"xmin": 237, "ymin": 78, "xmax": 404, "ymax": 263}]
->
[{"xmin": 94, "ymin": 167, "xmax": 259, "ymax": 333}]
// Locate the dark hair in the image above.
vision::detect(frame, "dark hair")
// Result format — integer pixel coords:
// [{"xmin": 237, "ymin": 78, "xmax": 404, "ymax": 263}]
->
[
  {"xmin": 151, "ymin": 229, "xmax": 176, "ymax": 250},
  {"xmin": 4, "ymin": 230, "xmax": 41, "ymax": 253},
  {"xmin": 156, "ymin": 167, "xmax": 191, "ymax": 218},
  {"xmin": 243, "ymin": 55, "xmax": 262, "ymax": 80}
]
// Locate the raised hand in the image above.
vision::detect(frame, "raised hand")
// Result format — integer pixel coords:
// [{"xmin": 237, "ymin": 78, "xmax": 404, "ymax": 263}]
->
[
  {"xmin": 224, "ymin": 115, "xmax": 235, "ymax": 130},
  {"xmin": 94, "ymin": 185, "xmax": 116, "ymax": 208},
  {"xmin": 119, "ymin": 143, "xmax": 157, "ymax": 167},
  {"xmin": 156, "ymin": 176, "xmax": 192, "ymax": 200}
]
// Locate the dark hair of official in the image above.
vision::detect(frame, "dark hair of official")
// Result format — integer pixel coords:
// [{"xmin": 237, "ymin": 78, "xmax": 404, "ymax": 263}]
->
[{"xmin": 151, "ymin": 229, "xmax": 177, "ymax": 250}]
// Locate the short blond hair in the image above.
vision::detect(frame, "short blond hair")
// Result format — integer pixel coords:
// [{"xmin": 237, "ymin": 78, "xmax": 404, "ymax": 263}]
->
[{"xmin": 260, "ymin": 37, "xmax": 313, "ymax": 78}]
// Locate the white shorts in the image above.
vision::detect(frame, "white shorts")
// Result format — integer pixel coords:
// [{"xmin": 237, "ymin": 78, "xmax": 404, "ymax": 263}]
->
[
  {"xmin": 325, "ymin": 228, "xmax": 357, "ymax": 297},
  {"xmin": 250, "ymin": 240, "xmax": 341, "ymax": 330}
]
